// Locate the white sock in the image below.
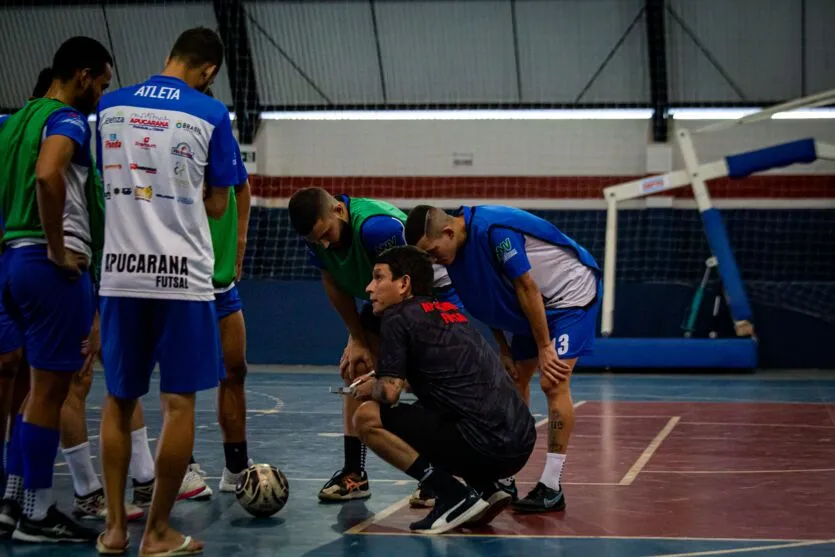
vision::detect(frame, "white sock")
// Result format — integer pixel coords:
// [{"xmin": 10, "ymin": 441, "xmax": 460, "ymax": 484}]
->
[
  {"xmin": 540, "ymin": 453, "xmax": 566, "ymax": 491},
  {"xmin": 3, "ymin": 474, "xmax": 23, "ymax": 503},
  {"xmin": 129, "ymin": 427, "xmax": 155, "ymax": 484},
  {"xmin": 62, "ymin": 442, "xmax": 102, "ymax": 497},
  {"xmin": 23, "ymin": 488, "xmax": 52, "ymax": 521}
]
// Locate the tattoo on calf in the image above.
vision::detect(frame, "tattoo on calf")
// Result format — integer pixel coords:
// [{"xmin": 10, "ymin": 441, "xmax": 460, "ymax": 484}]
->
[{"xmin": 548, "ymin": 411, "xmax": 565, "ymax": 453}]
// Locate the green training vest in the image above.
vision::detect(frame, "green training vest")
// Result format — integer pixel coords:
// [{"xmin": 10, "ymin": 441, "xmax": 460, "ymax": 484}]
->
[{"xmin": 209, "ymin": 188, "xmax": 238, "ymax": 289}]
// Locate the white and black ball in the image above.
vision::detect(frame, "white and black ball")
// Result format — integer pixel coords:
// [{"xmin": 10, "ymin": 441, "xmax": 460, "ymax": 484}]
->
[{"xmin": 235, "ymin": 463, "xmax": 289, "ymax": 518}]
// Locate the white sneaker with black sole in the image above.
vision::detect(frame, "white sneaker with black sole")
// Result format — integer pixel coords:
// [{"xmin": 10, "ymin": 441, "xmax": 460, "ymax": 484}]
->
[
  {"xmin": 11, "ymin": 504, "xmax": 98, "ymax": 543},
  {"xmin": 409, "ymin": 488, "xmax": 489, "ymax": 535}
]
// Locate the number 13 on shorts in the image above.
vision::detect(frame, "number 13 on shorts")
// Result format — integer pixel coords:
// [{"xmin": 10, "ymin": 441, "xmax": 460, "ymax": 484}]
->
[{"xmin": 557, "ymin": 334, "xmax": 569, "ymax": 356}]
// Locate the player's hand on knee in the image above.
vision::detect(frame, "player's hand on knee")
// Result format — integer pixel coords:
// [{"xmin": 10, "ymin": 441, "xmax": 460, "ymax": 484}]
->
[
  {"xmin": 538, "ymin": 341, "xmax": 569, "ymax": 384},
  {"xmin": 347, "ymin": 344, "xmax": 374, "ymax": 382},
  {"xmin": 352, "ymin": 376, "xmax": 375, "ymax": 402}
]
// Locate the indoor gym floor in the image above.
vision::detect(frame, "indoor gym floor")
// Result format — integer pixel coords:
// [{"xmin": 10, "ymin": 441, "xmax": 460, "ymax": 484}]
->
[{"xmin": 5, "ymin": 367, "xmax": 835, "ymax": 557}]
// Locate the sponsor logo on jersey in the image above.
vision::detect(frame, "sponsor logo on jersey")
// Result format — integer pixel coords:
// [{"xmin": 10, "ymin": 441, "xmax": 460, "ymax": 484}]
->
[
  {"xmin": 494, "ymin": 237, "xmax": 518, "ymax": 263},
  {"xmin": 175, "ymin": 121, "xmax": 202, "ymax": 136},
  {"xmin": 134, "ymin": 185, "xmax": 153, "ymax": 202},
  {"xmin": 134, "ymin": 85, "xmax": 181, "ymax": 101},
  {"xmin": 172, "ymin": 161, "xmax": 190, "ymax": 187},
  {"xmin": 135, "ymin": 136, "xmax": 157, "ymax": 150},
  {"xmin": 155, "ymin": 193, "xmax": 175, "ymax": 200},
  {"xmin": 101, "ymin": 112, "xmax": 125, "ymax": 126},
  {"xmin": 104, "ymin": 183, "xmax": 112, "ymax": 200},
  {"xmin": 129, "ymin": 163, "xmax": 157, "ymax": 174},
  {"xmin": 177, "ymin": 196, "xmax": 194, "ymax": 205},
  {"xmin": 103, "ymin": 253, "xmax": 190, "ymax": 290},
  {"xmin": 130, "ymin": 112, "xmax": 170, "ymax": 132},
  {"xmin": 420, "ymin": 300, "xmax": 468, "ymax": 324},
  {"xmin": 103, "ymin": 163, "xmax": 122, "ymax": 170},
  {"xmin": 104, "ymin": 133, "xmax": 122, "ymax": 149},
  {"xmin": 171, "ymin": 142, "xmax": 194, "ymax": 159}
]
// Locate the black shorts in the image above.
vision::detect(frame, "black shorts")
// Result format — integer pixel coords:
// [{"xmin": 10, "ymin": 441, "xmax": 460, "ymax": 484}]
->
[{"xmin": 380, "ymin": 401, "xmax": 528, "ymax": 488}]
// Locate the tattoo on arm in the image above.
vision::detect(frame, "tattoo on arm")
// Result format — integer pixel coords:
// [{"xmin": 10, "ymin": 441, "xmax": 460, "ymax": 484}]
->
[
  {"xmin": 372, "ymin": 377, "xmax": 404, "ymax": 405},
  {"xmin": 548, "ymin": 410, "xmax": 566, "ymax": 453}
]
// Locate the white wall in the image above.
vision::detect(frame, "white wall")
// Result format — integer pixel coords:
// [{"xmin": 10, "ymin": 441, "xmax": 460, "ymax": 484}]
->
[{"xmin": 254, "ymin": 118, "xmax": 835, "ymax": 177}]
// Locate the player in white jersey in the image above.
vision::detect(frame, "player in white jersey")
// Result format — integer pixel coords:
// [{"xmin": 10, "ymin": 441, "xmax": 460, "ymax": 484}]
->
[{"xmin": 94, "ymin": 27, "xmax": 238, "ymax": 555}]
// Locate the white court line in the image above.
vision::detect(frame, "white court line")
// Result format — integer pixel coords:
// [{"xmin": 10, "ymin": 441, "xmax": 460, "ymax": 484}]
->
[
  {"xmin": 644, "ymin": 468, "xmax": 835, "ymax": 475},
  {"xmin": 619, "ymin": 417, "xmax": 680, "ymax": 486},
  {"xmin": 647, "ymin": 538, "xmax": 835, "ymax": 557},
  {"xmin": 344, "ymin": 496, "xmax": 412, "ymax": 535}
]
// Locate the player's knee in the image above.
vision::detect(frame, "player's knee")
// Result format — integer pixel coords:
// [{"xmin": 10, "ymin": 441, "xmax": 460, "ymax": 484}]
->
[
  {"xmin": 539, "ymin": 373, "xmax": 572, "ymax": 398},
  {"xmin": 222, "ymin": 361, "xmax": 247, "ymax": 384},
  {"xmin": 352, "ymin": 402, "xmax": 382, "ymax": 442}
]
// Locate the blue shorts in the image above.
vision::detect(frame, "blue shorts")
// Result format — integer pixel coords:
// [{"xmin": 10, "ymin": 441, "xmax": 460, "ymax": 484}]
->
[
  {"xmin": 214, "ymin": 284, "xmax": 243, "ymax": 321},
  {"xmin": 100, "ymin": 296, "xmax": 221, "ymax": 399},
  {"xmin": 0, "ymin": 264, "xmax": 22, "ymax": 355},
  {"xmin": 510, "ymin": 296, "xmax": 601, "ymax": 362},
  {"xmin": 0, "ymin": 245, "xmax": 94, "ymax": 371}
]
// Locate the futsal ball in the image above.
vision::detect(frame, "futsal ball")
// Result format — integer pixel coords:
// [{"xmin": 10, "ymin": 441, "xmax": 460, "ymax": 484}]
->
[{"xmin": 235, "ymin": 463, "xmax": 289, "ymax": 518}]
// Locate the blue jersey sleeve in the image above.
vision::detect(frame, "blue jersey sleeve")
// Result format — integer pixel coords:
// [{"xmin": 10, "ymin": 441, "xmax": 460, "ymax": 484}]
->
[
  {"xmin": 45, "ymin": 108, "xmax": 89, "ymax": 149},
  {"xmin": 205, "ymin": 110, "xmax": 238, "ymax": 188},
  {"xmin": 360, "ymin": 215, "xmax": 406, "ymax": 258},
  {"xmin": 0, "ymin": 115, "xmax": 9, "ymax": 127},
  {"xmin": 234, "ymin": 145, "xmax": 248, "ymax": 186},
  {"xmin": 488, "ymin": 228, "xmax": 531, "ymax": 280}
]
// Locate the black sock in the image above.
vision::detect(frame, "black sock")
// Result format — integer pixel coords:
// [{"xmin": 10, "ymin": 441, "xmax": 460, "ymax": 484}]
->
[
  {"xmin": 223, "ymin": 442, "xmax": 249, "ymax": 474},
  {"xmin": 189, "ymin": 455, "xmax": 196, "ymax": 465},
  {"xmin": 405, "ymin": 456, "xmax": 467, "ymax": 499},
  {"xmin": 344, "ymin": 436, "xmax": 362, "ymax": 473}
]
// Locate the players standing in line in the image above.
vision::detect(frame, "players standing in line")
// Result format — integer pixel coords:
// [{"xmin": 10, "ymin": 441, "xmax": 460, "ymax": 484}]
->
[
  {"xmin": 287, "ymin": 187, "xmax": 460, "ymax": 504},
  {"xmin": 181, "ymin": 87, "xmax": 253, "ymax": 500},
  {"xmin": 351, "ymin": 246, "xmax": 536, "ymax": 534},
  {"xmin": 0, "ymin": 38, "xmax": 112, "ymax": 542},
  {"xmin": 406, "ymin": 204, "xmax": 601, "ymax": 514},
  {"xmin": 95, "ymin": 27, "xmax": 238, "ymax": 555}
]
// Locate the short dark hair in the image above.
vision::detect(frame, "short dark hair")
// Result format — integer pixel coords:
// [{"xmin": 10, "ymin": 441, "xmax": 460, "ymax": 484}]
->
[
  {"xmin": 169, "ymin": 27, "xmax": 224, "ymax": 71},
  {"xmin": 31, "ymin": 67, "xmax": 54, "ymax": 98},
  {"xmin": 405, "ymin": 205, "xmax": 433, "ymax": 245},
  {"xmin": 288, "ymin": 187, "xmax": 332, "ymax": 236},
  {"xmin": 52, "ymin": 36, "xmax": 112, "ymax": 82},
  {"xmin": 376, "ymin": 246, "xmax": 434, "ymax": 297}
]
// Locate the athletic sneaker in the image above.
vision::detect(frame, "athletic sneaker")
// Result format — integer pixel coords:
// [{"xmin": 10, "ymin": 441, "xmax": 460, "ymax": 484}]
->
[
  {"xmin": 409, "ymin": 488, "xmax": 489, "ymax": 535},
  {"xmin": 318, "ymin": 469, "xmax": 370, "ymax": 501},
  {"xmin": 0, "ymin": 498, "xmax": 22, "ymax": 538},
  {"xmin": 131, "ymin": 478, "xmax": 154, "ymax": 508},
  {"xmin": 12, "ymin": 505, "xmax": 98, "ymax": 543},
  {"xmin": 497, "ymin": 476, "xmax": 518, "ymax": 501},
  {"xmin": 218, "ymin": 458, "xmax": 254, "ymax": 493},
  {"xmin": 512, "ymin": 482, "xmax": 565, "ymax": 513},
  {"xmin": 72, "ymin": 488, "xmax": 145, "ymax": 521},
  {"xmin": 177, "ymin": 463, "xmax": 213, "ymax": 501},
  {"xmin": 464, "ymin": 482, "xmax": 513, "ymax": 527},
  {"xmin": 409, "ymin": 483, "xmax": 437, "ymax": 508}
]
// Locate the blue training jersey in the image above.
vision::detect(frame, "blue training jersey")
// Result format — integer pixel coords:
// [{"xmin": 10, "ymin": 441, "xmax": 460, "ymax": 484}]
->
[
  {"xmin": 95, "ymin": 75, "xmax": 239, "ymax": 301},
  {"xmin": 446, "ymin": 205, "xmax": 600, "ymax": 335}
]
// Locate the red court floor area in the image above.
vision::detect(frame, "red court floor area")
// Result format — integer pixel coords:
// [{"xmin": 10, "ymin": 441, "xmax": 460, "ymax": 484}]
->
[{"xmin": 361, "ymin": 401, "xmax": 835, "ymax": 540}]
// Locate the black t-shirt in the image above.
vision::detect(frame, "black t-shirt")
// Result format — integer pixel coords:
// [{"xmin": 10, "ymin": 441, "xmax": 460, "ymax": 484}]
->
[{"xmin": 376, "ymin": 296, "xmax": 536, "ymax": 462}]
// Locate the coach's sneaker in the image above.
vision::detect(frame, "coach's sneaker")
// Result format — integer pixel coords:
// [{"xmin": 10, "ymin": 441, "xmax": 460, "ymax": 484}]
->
[
  {"xmin": 512, "ymin": 482, "xmax": 565, "ymax": 513},
  {"xmin": 178, "ymin": 463, "xmax": 213, "ymax": 501},
  {"xmin": 318, "ymin": 469, "xmax": 371, "ymax": 501},
  {"xmin": 12, "ymin": 505, "xmax": 98, "ymax": 543},
  {"xmin": 72, "ymin": 488, "xmax": 145, "ymax": 521},
  {"xmin": 219, "ymin": 458, "xmax": 254, "ymax": 493},
  {"xmin": 409, "ymin": 483, "xmax": 437, "ymax": 508},
  {"xmin": 497, "ymin": 476, "xmax": 518, "ymax": 501},
  {"xmin": 463, "ymin": 482, "xmax": 513, "ymax": 527},
  {"xmin": 409, "ymin": 488, "xmax": 489, "ymax": 535},
  {"xmin": 0, "ymin": 498, "xmax": 22, "ymax": 538},
  {"xmin": 131, "ymin": 478, "xmax": 154, "ymax": 508}
]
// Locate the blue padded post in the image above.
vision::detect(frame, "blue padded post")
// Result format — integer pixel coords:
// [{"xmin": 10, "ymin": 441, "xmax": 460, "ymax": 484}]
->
[
  {"xmin": 701, "ymin": 208, "xmax": 753, "ymax": 323},
  {"xmin": 725, "ymin": 138, "xmax": 817, "ymax": 179}
]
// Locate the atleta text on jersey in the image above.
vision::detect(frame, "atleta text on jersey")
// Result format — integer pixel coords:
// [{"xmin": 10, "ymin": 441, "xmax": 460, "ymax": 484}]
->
[{"xmin": 95, "ymin": 75, "xmax": 238, "ymax": 300}]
